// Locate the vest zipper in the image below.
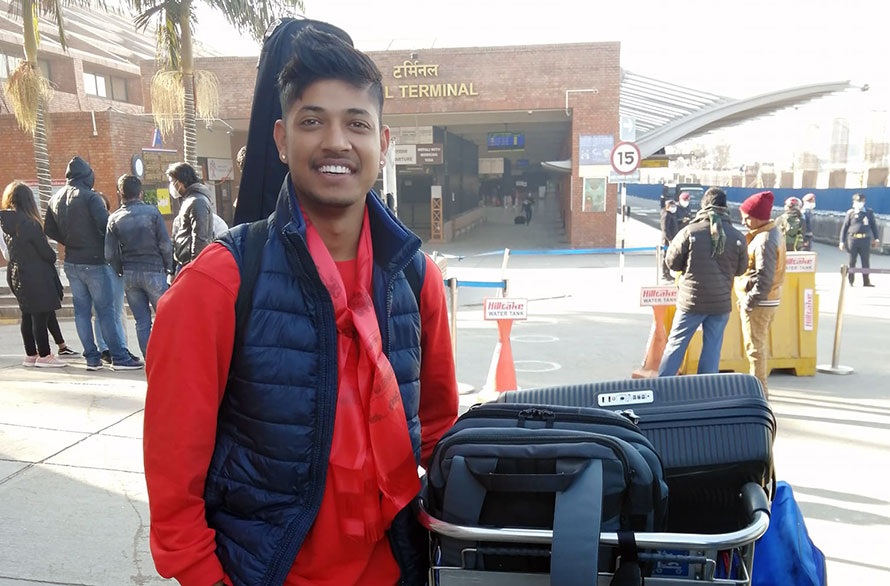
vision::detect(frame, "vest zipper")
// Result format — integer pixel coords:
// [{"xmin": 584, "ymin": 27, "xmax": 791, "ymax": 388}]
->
[{"xmin": 264, "ymin": 229, "xmax": 339, "ymax": 586}]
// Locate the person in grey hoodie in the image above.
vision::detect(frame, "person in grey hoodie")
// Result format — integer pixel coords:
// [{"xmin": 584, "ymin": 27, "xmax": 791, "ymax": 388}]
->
[
  {"xmin": 44, "ymin": 156, "xmax": 143, "ymax": 371},
  {"xmin": 166, "ymin": 162, "xmax": 213, "ymax": 270},
  {"xmin": 658, "ymin": 187, "xmax": 748, "ymax": 376}
]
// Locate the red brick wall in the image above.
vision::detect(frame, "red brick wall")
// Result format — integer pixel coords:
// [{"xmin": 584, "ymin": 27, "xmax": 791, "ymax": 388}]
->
[
  {"xmin": 0, "ymin": 111, "xmax": 182, "ymax": 211},
  {"xmin": 568, "ymin": 43, "xmax": 621, "ymax": 247},
  {"xmin": 141, "ymin": 57, "xmax": 258, "ymax": 121}
]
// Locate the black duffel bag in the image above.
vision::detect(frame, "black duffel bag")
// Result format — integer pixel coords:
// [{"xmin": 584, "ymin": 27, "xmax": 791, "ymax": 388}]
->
[{"xmin": 424, "ymin": 403, "xmax": 668, "ymax": 586}]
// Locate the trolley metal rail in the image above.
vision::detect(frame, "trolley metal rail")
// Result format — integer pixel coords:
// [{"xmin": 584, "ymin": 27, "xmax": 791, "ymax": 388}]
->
[{"xmin": 418, "ymin": 482, "xmax": 770, "ymax": 585}]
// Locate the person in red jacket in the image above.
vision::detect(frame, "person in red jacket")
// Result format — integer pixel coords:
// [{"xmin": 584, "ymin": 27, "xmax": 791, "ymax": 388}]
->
[{"xmin": 143, "ymin": 27, "xmax": 458, "ymax": 586}]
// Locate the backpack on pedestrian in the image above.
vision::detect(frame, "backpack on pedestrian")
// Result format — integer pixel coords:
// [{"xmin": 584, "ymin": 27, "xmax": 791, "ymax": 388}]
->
[{"xmin": 779, "ymin": 213, "xmax": 803, "ymax": 251}]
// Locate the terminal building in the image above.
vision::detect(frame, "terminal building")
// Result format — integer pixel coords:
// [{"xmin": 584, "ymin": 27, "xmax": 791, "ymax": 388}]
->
[{"xmin": 0, "ymin": 8, "xmax": 865, "ymax": 247}]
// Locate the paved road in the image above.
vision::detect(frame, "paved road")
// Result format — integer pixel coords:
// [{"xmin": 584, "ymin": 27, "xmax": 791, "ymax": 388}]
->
[{"xmin": 0, "ymin": 198, "xmax": 888, "ymax": 584}]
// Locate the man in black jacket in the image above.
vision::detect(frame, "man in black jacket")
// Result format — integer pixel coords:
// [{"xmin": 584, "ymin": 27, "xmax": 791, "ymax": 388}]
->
[
  {"xmin": 106, "ymin": 175, "xmax": 174, "ymax": 358},
  {"xmin": 44, "ymin": 157, "xmax": 143, "ymax": 371},
  {"xmin": 658, "ymin": 188, "xmax": 748, "ymax": 376},
  {"xmin": 839, "ymin": 193, "xmax": 881, "ymax": 287},
  {"xmin": 166, "ymin": 162, "xmax": 214, "ymax": 270},
  {"xmin": 660, "ymin": 199, "xmax": 680, "ymax": 281}
]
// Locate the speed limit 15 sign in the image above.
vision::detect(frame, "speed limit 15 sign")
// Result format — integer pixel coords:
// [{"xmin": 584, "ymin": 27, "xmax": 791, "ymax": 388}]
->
[{"xmin": 611, "ymin": 141, "xmax": 641, "ymax": 174}]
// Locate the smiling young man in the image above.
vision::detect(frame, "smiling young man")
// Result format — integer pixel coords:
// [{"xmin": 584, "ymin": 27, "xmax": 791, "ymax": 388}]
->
[{"xmin": 143, "ymin": 28, "xmax": 458, "ymax": 586}]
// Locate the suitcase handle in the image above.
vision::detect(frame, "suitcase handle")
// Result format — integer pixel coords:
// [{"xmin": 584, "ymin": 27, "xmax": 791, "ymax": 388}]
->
[
  {"xmin": 466, "ymin": 458, "xmax": 585, "ymax": 492},
  {"xmin": 417, "ymin": 482, "xmax": 771, "ymax": 551}
]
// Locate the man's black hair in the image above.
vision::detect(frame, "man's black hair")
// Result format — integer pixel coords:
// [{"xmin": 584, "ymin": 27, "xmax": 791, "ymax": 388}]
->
[
  {"xmin": 166, "ymin": 162, "xmax": 201, "ymax": 187},
  {"xmin": 702, "ymin": 187, "xmax": 727, "ymax": 208},
  {"xmin": 118, "ymin": 174, "xmax": 142, "ymax": 201},
  {"xmin": 278, "ymin": 26, "xmax": 384, "ymax": 120}
]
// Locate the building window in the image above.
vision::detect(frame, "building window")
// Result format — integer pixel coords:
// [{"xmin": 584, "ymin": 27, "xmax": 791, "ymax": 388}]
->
[
  {"xmin": 84, "ymin": 71, "xmax": 107, "ymax": 97},
  {"xmin": 84, "ymin": 70, "xmax": 130, "ymax": 102},
  {"xmin": 0, "ymin": 52, "xmax": 22, "ymax": 79},
  {"xmin": 111, "ymin": 76, "xmax": 128, "ymax": 102},
  {"xmin": 38, "ymin": 59, "xmax": 51, "ymax": 81},
  {"xmin": 0, "ymin": 52, "xmax": 51, "ymax": 82}
]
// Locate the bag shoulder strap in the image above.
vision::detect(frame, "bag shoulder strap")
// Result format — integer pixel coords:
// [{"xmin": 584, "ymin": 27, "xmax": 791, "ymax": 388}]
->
[{"xmin": 234, "ymin": 218, "xmax": 269, "ymax": 342}]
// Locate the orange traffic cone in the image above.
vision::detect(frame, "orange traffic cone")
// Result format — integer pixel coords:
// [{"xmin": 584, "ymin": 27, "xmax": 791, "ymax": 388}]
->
[
  {"xmin": 632, "ymin": 305, "xmax": 669, "ymax": 379},
  {"xmin": 494, "ymin": 319, "xmax": 518, "ymax": 392},
  {"xmin": 478, "ymin": 318, "xmax": 518, "ymax": 402}
]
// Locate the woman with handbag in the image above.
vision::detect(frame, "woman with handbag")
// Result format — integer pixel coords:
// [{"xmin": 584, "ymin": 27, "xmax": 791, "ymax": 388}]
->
[{"xmin": 0, "ymin": 182, "xmax": 67, "ymax": 368}]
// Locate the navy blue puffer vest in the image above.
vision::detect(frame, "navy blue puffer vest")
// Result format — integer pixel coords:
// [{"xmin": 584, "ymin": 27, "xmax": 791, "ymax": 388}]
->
[{"xmin": 210, "ymin": 180, "xmax": 427, "ymax": 586}]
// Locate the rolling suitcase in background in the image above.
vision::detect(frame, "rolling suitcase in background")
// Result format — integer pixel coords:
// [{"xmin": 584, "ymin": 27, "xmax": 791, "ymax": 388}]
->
[
  {"xmin": 423, "ymin": 403, "xmax": 669, "ymax": 585},
  {"xmin": 498, "ymin": 373, "xmax": 776, "ymax": 533}
]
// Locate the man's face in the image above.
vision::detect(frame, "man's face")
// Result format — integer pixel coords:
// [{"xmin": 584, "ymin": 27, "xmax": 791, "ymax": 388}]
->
[{"xmin": 274, "ymin": 79, "xmax": 389, "ymax": 212}]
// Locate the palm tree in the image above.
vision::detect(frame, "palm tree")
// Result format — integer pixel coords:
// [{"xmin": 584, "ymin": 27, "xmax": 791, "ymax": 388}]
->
[
  {"xmin": 3, "ymin": 0, "xmax": 100, "ymax": 211},
  {"xmin": 132, "ymin": 0, "xmax": 302, "ymax": 168}
]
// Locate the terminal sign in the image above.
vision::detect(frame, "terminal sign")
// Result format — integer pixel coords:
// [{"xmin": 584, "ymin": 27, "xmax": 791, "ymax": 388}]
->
[
  {"xmin": 484, "ymin": 298, "xmax": 528, "ymax": 320},
  {"xmin": 385, "ymin": 60, "xmax": 479, "ymax": 100},
  {"xmin": 640, "ymin": 286, "xmax": 678, "ymax": 306}
]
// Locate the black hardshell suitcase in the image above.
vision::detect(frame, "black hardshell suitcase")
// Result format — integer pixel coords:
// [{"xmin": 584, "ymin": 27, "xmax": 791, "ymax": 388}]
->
[{"xmin": 497, "ymin": 373, "xmax": 776, "ymax": 533}]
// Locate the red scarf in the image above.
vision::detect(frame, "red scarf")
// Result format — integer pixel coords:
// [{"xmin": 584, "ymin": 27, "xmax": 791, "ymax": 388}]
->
[{"xmin": 305, "ymin": 209, "xmax": 421, "ymax": 542}]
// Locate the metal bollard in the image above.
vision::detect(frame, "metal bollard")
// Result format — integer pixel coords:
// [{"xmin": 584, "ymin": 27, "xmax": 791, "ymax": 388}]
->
[
  {"xmin": 448, "ymin": 277, "xmax": 458, "ymax": 361},
  {"xmin": 656, "ymin": 245, "xmax": 664, "ymax": 285},
  {"xmin": 816, "ymin": 265, "xmax": 854, "ymax": 375}
]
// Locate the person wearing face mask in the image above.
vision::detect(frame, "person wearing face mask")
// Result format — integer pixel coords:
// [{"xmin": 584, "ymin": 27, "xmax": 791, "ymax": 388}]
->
[
  {"xmin": 801, "ymin": 193, "xmax": 816, "ymax": 251},
  {"xmin": 839, "ymin": 193, "xmax": 880, "ymax": 287},
  {"xmin": 676, "ymin": 191, "xmax": 692, "ymax": 226},
  {"xmin": 166, "ymin": 162, "xmax": 214, "ymax": 271}
]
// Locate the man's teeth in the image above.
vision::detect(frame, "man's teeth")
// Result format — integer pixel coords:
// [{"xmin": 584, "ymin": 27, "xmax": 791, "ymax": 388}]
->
[{"xmin": 318, "ymin": 165, "xmax": 352, "ymax": 174}]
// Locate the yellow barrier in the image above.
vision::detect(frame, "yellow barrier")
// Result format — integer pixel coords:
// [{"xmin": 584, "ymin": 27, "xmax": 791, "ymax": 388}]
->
[{"xmin": 665, "ymin": 252, "xmax": 819, "ymax": 376}]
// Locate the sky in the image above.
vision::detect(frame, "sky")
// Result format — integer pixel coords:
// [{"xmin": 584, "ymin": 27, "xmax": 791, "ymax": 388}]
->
[{"xmin": 194, "ymin": 0, "xmax": 890, "ymax": 167}]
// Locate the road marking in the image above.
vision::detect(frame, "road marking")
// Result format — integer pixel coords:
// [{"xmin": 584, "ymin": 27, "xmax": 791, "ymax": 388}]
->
[
  {"xmin": 513, "ymin": 334, "xmax": 559, "ymax": 343},
  {"xmin": 514, "ymin": 360, "xmax": 562, "ymax": 373}
]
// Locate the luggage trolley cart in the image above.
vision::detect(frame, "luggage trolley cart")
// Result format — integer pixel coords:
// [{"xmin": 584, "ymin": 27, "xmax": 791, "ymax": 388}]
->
[{"xmin": 418, "ymin": 482, "xmax": 770, "ymax": 586}]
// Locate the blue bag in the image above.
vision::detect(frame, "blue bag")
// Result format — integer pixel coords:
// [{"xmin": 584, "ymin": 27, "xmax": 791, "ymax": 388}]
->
[{"xmin": 752, "ymin": 481, "xmax": 827, "ymax": 586}]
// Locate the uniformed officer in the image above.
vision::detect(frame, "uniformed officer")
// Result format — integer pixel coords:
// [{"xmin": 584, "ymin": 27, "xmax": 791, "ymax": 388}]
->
[{"xmin": 839, "ymin": 193, "xmax": 881, "ymax": 287}]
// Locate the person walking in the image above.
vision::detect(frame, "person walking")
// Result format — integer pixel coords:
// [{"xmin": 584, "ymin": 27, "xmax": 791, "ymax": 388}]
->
[
  {"xmin": 105, "ymin": 175, "xmax": 174, "ymax": 359},
  {"xmin": 43, "ymin": 156, "xmax": 143, "ymax": 371},
  {"xmin": 801, "ymin": 193, "xmax": 816, "ymax": 251},
  {"xmin": 0, "ymin": 182, "xmax": 67, "ymax": 368},
  {"xmin": 521, "ymin": 195, "xmax": 534, "ymax": 225},
  {"xmin": 166, "ymin": 162, "xmax": 214, "ymax": 270},
  {"xmin": 143, "ymin": 27, "xmax": 458, "ymax": 586},
  {"xmin": 737, "ymin": 191, "xmax": 785, "ymax": 396},
  {"xmin": 840, "ymin": 193, "xmax": 880, "ymax": 287},
  {"xmin": 660, "ymin": 199, "xmax": 680, "ymax": 282},
  {"xmin": 658, "ymin": 188, "xmax": 748, "ymax": 376},
  {"xmin": 776, "ymin": 196, "xmax": 804, "ymax": 251}
]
